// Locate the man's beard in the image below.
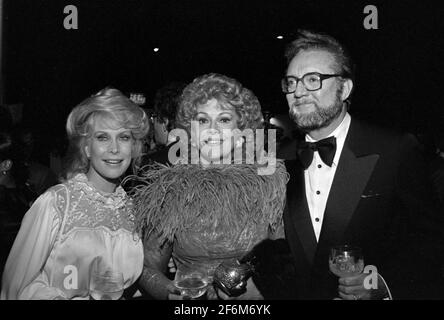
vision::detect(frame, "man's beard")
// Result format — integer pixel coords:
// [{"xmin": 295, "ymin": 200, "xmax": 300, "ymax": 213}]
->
[{"xmin": 289, "ymin": 91, "xmax": 344, "ymax": 132}]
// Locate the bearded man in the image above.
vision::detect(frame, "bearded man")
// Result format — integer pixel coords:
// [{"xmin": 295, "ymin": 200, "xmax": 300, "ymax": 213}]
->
[{"xmin": 280, "ymin": 29, "xmax": 442, "ymax": 300}]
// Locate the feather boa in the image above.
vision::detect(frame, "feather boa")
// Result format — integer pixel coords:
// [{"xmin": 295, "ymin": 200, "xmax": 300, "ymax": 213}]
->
[{"xmin": 127, "ymin": 160, "xmax": 289, "ymax": 244}]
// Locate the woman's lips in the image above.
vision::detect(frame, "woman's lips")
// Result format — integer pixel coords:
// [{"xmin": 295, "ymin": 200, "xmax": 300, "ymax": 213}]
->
[
  {"xmin": 205, "ymin": 139, "xmax": 223, "ymax": 145},
  {"xmin": 103, "ymin": 159, "xmax": 123, "ymax": 165}
]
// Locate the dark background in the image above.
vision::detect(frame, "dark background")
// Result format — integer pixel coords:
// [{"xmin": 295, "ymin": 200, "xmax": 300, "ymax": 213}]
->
[{"xmin": 2, "ymin": 0, "xmax": 444, "ymax": 161}]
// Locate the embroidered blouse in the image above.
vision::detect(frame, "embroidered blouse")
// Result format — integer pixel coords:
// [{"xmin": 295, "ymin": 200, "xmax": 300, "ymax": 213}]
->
[{"xmin": 1, "ymin": 174, "xmax": 143, "ymax": 300}]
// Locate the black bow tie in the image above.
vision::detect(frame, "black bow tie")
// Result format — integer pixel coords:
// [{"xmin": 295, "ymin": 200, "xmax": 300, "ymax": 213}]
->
[{"xmin": 296, "ymin": 136, "xmax": 337, "ymax": 169}]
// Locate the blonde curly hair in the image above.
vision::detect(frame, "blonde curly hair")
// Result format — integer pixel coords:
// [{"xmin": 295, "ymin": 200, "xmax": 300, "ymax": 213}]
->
[
  {"xmin": 64, "ymin": 87, "xmax": 149, "ymax": 179},
  {"xmin": 176, "ymin": 73, "xmax": 264, "ymax": 134}
]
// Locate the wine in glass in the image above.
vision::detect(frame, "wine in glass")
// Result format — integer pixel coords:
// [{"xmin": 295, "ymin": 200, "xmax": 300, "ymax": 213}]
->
[
  {"xmin": 89, "ymin": 269, "xmax": 124, "ymax": 300},
  {"xmin": 173, "ymin": 267, "xmax": 209, "ymax": 299},
  {"xmin": 329, "ymin": 245, "xmax": 364, "ymax": 278}
]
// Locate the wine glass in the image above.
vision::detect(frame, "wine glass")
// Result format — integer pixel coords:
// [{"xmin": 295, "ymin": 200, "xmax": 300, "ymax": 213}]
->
[
  {"xmin": 173, "ymin": 266, "xmax": 209, "ymax": 299},
  {"xmin": 329, "ymin": 245, "xmax": 364, "ymax": 278},
  {"xmin": 89, "ymin": 269, "xmax": 124, "ymax": 300}
]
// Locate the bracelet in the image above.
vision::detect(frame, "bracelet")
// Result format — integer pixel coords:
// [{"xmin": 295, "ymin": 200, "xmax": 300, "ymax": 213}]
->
[{"xmin": 146, "ymin": 272, "xmax": 159, "ymax": 283}]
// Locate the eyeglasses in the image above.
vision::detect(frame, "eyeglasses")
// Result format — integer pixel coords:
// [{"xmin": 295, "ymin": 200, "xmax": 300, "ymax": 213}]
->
[{"xmin": 281, "ymin": 72, "xmax": 344, "ymax": 93}]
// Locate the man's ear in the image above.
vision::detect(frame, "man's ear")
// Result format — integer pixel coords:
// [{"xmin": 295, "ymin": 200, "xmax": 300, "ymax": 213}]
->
[
  {"xmin": 0, "ymin": 159, "xmax": 13, "ymax": 172},
  {"xmin": 341, "ymin": 79, "xmax": 353, "ymax": 102}
]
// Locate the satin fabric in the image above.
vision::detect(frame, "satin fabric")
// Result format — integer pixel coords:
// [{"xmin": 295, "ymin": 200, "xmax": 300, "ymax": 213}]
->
[{"xmin": 1, "ymin": 174, "xmax": 143, "ymax": 300}]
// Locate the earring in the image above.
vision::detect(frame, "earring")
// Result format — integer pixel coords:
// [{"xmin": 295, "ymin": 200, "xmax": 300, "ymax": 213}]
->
[
  {"xmin": 235, "ymin": 138, "xmax": 244, "ymax": 148},
  {"xmin": 190, "ymin": 140, "xmax": 198, "ymax": 148},
  {"xmin": 1, "ymin": 171, "xmax": 6, "ymax": 175}
]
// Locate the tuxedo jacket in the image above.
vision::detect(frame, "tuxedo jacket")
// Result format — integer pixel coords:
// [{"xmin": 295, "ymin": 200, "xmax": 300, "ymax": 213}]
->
[{"xmin": 283, "ymin": 118, "xmax": 443, "ymax": 300}]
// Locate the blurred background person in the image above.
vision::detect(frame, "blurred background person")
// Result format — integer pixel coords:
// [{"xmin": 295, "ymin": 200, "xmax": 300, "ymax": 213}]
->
[
  {"xmin": 11, "ymin": 125, "xmax": 58, "ymax": 196},
  {"xmin": 153, "ymin": 82, "xmax": 186, "ymax": 147},
  {"xmin": 0, "ymin": 131, "xmax": 35, "ymax": 283},
  {"xmin": 141, "ymin": 82, "xmax": 186, "ymax": 166}
]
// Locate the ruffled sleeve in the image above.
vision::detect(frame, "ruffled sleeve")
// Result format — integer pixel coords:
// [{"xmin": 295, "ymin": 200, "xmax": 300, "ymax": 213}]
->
[{"xmin": 1, "ymin": 187, "xmax": 63, "ymax": 300}]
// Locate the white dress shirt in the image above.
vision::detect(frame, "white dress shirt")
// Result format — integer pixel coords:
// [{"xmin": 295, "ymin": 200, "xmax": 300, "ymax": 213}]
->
[{"xmin": 304, "ymin": 112, "xmax": 352, "ymax": 242}]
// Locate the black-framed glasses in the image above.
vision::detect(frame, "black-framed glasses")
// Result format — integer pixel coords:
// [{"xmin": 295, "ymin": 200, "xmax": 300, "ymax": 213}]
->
[{"xmin": 281, "ymin": 72, "xmax": 344, "ymax": 93}]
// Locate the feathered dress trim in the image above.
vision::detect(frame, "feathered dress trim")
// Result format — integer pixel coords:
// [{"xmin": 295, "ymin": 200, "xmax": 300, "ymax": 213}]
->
[{"xmin": 128, "ymin": 160, "xmax": 289, "ymax": 245}]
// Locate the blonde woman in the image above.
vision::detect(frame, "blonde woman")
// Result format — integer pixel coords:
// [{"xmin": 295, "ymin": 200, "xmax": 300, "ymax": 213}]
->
[
  {"xmin": 132, "ymin": 74, "xmax": 289, "ymax": 300},
  {"xmin": 1, "ymin": 88, "xmax": 149, "ymax": 300}
]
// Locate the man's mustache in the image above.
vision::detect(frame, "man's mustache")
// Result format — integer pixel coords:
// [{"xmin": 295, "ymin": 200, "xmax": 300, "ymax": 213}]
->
[{"xmin": 291, "ymin": 99, "xmax": 317, "ymax": 108}]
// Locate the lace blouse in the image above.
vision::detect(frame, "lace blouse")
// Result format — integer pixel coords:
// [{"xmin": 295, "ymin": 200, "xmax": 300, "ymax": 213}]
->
[{"xmin": 1, "ymin": 174, "xmax": 143, "ymax": 300}]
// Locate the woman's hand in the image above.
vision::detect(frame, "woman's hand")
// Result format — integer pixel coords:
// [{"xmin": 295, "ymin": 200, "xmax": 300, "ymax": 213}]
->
[
  {"xmin": 216, "ymin": 277, "xmax": 263, "ymax": 300},
  {"xmin": 167, "ymin": 281, "xmax": 183, "ymax": 300}
]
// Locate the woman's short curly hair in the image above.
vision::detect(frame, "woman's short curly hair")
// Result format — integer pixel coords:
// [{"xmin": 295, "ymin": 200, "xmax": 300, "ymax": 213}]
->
[
  {"xmin": 64, "ymin": 87, "xmax": 149, "ymax": 179},
  {"xmin": 176, "ymin": 73, "xmax": 264, "ymax": 133}
]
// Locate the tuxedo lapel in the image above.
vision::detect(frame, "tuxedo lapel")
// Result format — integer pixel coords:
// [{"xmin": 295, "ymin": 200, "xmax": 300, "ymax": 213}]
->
[
  {"xmin": 286, "ymin": 160, "xmax": 318, "ymax": 265},
  {"xmin": 286, "ymin": 119, "xmax": 380, "ymax": 268},
  {"xmin": 317, "ymin": 131, "xmax": 379, "ymax": 251}
]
